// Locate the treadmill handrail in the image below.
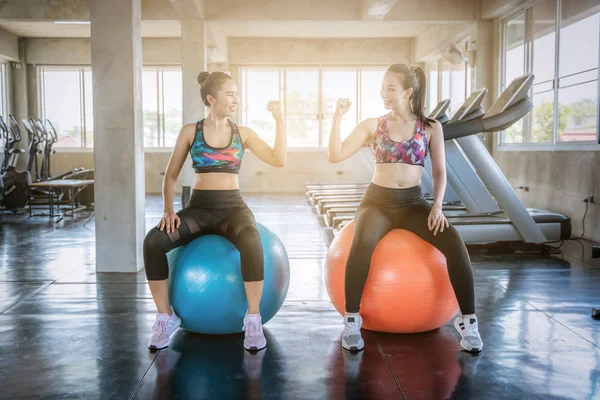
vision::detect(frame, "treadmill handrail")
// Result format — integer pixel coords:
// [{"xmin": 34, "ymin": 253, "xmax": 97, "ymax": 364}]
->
[{"xmin": 443, "ymin": 98, "xmax": 533, "ymax": 140}]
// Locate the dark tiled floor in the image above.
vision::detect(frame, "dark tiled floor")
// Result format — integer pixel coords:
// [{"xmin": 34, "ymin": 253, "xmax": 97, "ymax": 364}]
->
[{"xmin": 0, "ymin": 195, "xmax": 599, "ymax": 400}]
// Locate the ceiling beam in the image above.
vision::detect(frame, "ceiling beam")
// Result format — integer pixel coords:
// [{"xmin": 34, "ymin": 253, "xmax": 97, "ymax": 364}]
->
[{"xmin": 0, "ymin": 0, "xmax": 180, "ymax": 21}]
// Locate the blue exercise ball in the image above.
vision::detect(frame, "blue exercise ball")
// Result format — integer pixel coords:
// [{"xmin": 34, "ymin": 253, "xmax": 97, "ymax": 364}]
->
[{"xmin": 166, "ymin": 223, "xmax": 290, "ymax": 334}]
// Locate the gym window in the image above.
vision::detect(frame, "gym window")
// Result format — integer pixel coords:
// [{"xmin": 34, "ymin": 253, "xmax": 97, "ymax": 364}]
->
[
  {"xmin": 239, "ymin": 67, "xmax": 388, "ymax": 148},
  {"xmin": 40, "ymin": 66, "xmax": 92, "ymax": 148},
  {"xmin": 39, "ymin": 66, "xmax": 183, "ymax": 149},
  {"xmin": 142, "ymin": 66, "xmax": 183, "ymax": 148},
  {"xmin": 499, "ymin": 0, "xmax": 600, "ymax": 149}
]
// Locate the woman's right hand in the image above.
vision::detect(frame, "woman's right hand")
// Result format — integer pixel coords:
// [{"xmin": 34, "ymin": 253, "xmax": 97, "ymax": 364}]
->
[
  {"xmin": 158, "ymin": 210, "xmax": 180, "ymax": 233},
  {"xmin": 335, "ymin": 98, "xmax": 352, "ymax": 117}
]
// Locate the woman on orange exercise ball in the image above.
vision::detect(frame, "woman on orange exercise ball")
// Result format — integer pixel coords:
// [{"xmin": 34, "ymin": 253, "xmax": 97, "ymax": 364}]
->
[{"xmin": 328, "ymin": 64, "xmax": 483, "ymax": 353}]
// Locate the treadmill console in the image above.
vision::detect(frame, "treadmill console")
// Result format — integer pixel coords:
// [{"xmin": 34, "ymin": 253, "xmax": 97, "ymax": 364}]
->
[
  {"xmin": 485, "ymin": 74, "xmax": 534, "ymax": 118},
  {"xmin": 428, "ymin": 99, "xmax": 451, "ymax": 122},
  {"xmin": 449, "ymin": 88, "xmax": 488, "ymax": 123}
]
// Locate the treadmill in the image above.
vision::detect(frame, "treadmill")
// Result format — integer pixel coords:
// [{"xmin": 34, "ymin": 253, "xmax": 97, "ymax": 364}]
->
[
  {"xmin": 438, "ymin": 88, "xmax": 506, "ymax": 217},
  {"xmin": 442, "ymin": 74, "xmax": 571, "ymax": 244}
]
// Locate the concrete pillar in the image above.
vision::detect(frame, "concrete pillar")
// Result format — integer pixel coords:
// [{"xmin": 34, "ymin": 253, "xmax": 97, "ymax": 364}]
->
[
  {"xmin": 26, "ymin": 64, "xmax": 38, "ymax": 120},
  {"xmin": 181, "ymin": 19, "xmax": 206, "ymax": 125},
  {"xmin": 10, "ymin": 40, "xmax": 28, "ymax": 171},
  {"xmin": 472, "ymin": 20, "xmax": 495, "ymax": 153},
  {"xmin": 228, "ymin": 64, "xmax": 240, "ymax": 124},
  {"xmin": 90, "ymin": 0, "xmax": 145, "ymax": 273},
  {"xmin": 179, "ymin": 19, "xmax": 206, "ymax": 201}
]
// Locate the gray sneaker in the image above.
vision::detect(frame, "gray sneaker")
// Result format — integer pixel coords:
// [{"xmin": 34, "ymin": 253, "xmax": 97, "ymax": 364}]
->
[
  {"xmin": 454, "ymin": 315, "xmax": 483, "ymax": 353},
  {"xmin": 342, "ymin": 314, "xmax": 364, "ymax": 352}
]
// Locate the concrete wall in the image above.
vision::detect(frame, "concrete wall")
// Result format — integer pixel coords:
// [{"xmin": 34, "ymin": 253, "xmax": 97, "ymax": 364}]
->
[
  {"xmin": 238, "ymin": 149, "xmax": 373, "ymax": 193},
  {"xmin": 0, "ymin": 27, "xmax": 19, "ymax": 61},
  {"xmin": 0, "ymin": 0, "xmax": 179, "ymax": 21},
  {"xmin": 49, "ymin": 148, "xmax": 374, "ymax": 194},
  {"xmin": 414, "ymin": 23, "xmax": 472, "ymax": 62},
  {"xmin": 228, "ymin": 37, "xmax": 412, "ymax": 65},
  {"xmin": 496, "ymin": 151, "xmax": 600, "ymax": 242},
  {"xmin": 25, "ymin": 38, "xmax": 182, "ymax": 65},
  {"xmin": 481, "ymin": 0, "xmax": 529, "ymax": 19},
  {"xmin": 385, "ymin": 0, "xmax": 478, "ymax": 21},
  {"xmin": 50, "ymin": 150, "xmax": 186, "ymax": 195}
]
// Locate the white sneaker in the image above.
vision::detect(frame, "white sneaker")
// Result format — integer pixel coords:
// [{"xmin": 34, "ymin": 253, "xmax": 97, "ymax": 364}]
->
[
  {"xmin": 454, "ymin": 315, "xmax": 483, "ymax": 353},
  {"xmin": 148, "ymin": 309, "xmax": 181, "ymax": 350},
  {"xmin": 342, "ymin": 313, "xmax": 364, "ymax": 352},
  {"xmin": 243, "ymin": 314, "xmax": 267, "ymax": 351}
]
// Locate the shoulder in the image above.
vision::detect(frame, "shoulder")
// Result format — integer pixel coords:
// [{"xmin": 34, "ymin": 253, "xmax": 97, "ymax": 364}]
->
[
  {"xmin": 182, "ymin": 122, "xmax": 198, "ymax": 132},
  {"xmin": 236, "ymin": 124, "xmax": 255, "ymax": 136},
  {"xmin": 235, "ymin": 124, "xmax": 257, "ymax": 144},
  {"xmin": 359, "ymin": 117, "xmax": 380, "ymax": 136},
  {"xmin": 423, "ymin": 118, "xmax": 442, "ymax": 140},
  {"xmin": 180, "ymin": 123, "xmax": 198, "ymax": 140}
]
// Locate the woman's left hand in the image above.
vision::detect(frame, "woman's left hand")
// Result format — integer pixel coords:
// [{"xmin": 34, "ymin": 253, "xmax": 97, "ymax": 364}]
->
[
  {"xmin": 267, "ymin": 100, "xmax": 283, "ymax": 121},
  {"xmin": 428, "ymin": 204, "xmax": 449, "ymax": 236}
]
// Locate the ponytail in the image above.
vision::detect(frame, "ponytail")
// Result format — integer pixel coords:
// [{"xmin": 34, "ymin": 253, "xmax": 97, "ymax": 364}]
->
[{"xmin": 387, "ymin": 64, "xmax": 436, "ymax": 127}]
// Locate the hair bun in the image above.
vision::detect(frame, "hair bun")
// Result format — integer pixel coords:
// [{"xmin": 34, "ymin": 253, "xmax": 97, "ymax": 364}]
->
[{"xmin": 197, "ymin": 72, "xmax": 210, "ymax": 86}]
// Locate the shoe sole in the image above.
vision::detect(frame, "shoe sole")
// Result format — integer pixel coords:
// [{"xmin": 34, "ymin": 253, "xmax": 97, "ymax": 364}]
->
[
  {"xmin": 342, "ymin": 340, "xmax": 365, "ymax": 352},
  {"xmin": 460, "ymin": 339, "xmax": 483, "ymax": 353},
  {"xmin": 148, "ymin": 343, "xmax": 169, "ymax": 351},
  {"xmin": 454, "ymin": 319, "xmax": 483, "ymax": 353},
  {"xmin": 148, "ymin": 318, "xmax": 181, "ymax": 351},
  {"xmin": 244, "ymin": 343, "xmax": 267, "ymax": 352}
]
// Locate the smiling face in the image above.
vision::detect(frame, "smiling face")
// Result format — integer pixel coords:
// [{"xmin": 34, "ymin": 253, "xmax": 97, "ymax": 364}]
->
[
  {"xmin": 380, "ymin": 70, "xmax": 414, "ymax": 111},
  {"xmin": 206, "ymin": 78, "xmax": 239, "ymax": 117}
]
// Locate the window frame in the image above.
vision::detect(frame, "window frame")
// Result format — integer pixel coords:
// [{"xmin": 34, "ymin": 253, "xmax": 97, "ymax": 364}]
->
[
  {"xmin": 239, "ymin": 65, "xmax": 389, "ymax": 150},
  {"xmin": 38, "ymin": 65, "xmax": 183, "ymax": 150},
  {"xmin": 141, "ymin": 65, "xmax": 183, "ymax": 150},
  {"xmin": 498, "ymin": 1, "xmax": 600, "ymax": 151},
  {"xmin": 39, "ymin": 65, "xmax": 88, "ymax": 148}
]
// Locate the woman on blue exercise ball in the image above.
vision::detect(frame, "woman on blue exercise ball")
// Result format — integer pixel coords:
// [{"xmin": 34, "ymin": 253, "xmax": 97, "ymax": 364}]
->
[{"xmin": 143, "ymin": 71, "xmax": 287, "ymax": 352}]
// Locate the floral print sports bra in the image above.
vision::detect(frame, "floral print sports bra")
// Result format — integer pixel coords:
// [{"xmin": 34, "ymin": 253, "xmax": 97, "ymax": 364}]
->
[{"xmin": 372, "ymin": 116, "xmax": 429, "ymax": 166}]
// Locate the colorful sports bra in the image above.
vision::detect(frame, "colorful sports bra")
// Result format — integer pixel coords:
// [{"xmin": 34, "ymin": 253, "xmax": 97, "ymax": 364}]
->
[
  {"xmin": 372, "ymin": 116, "xmax": 429, "ymax": 166},
  {"xmin": 190, "ymin": 119, "xmax": 244, "ymax": 174}
]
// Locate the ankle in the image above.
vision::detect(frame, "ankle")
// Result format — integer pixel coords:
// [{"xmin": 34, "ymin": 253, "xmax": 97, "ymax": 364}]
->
[
  {"xmin": 462, "ymin": 313, "xmax": 476, "ymax": 319},
  {"xmin": 157, "ymin": 307, "xmax": 173, "ymax": 316}
]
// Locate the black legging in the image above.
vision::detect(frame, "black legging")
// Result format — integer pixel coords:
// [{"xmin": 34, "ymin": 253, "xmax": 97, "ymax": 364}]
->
[
  {"xmin": 143, "ymin": 189, "xmax": 264, "ymax": 282},
  {"xmin": 345, "ymin": 183, "xmax": 475, "ymax": 315}
]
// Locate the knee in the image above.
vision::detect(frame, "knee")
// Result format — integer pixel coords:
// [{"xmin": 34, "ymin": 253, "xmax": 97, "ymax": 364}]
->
[
  {"xmin": 235, "ymin": 225, "xmax": 262, "ymax": 248},
  {"xmin": 143, "ymin": 227, "xmax": 171, "ymax": 254}
]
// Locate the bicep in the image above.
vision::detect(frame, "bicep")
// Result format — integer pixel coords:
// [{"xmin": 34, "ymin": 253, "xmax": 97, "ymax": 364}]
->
[
  {"xmin": 240, "ymin": 126, "xmax": 282, "ymax": 166},
  {"xmin": 242, "ymin": 127, "xmax": 270, "ymax": 155},
  {"xmin": 336, "ymin": 119, "xmax": 374, "ymax": 162}
]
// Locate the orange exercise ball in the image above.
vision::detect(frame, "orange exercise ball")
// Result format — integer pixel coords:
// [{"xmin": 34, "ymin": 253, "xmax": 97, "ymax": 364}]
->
[{"xmin": 326, "ymin": 221, "xmax": 460, "ymax": 333}]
